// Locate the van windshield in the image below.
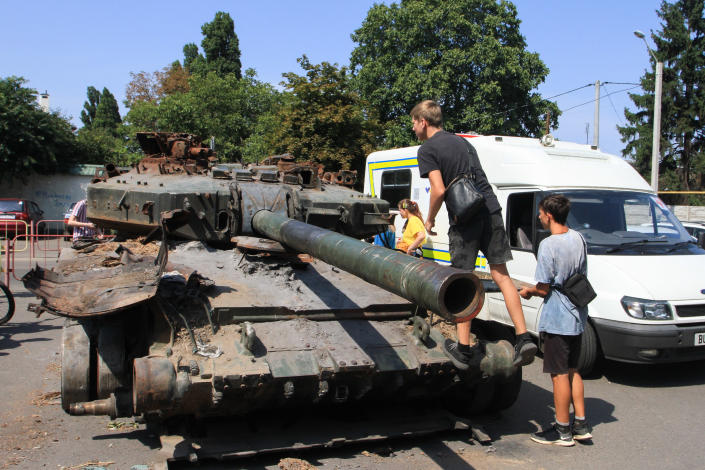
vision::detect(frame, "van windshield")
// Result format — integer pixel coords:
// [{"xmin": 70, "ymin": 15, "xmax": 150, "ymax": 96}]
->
[{"xmin": 551, "ymin": 190, "xmax": 701, "ymax": 255}]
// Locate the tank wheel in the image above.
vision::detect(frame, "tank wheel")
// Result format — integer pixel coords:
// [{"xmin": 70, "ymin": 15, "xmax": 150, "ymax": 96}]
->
[
  {"xmin": 444, "ymin": 377, "xmax": 496, "ymax": 416},
  {"xmin": 97, "ymin": 322, "xmax": 126, "ymax": 398},
  {"xmin": 466, "ymin": 378, "xmax": 496, "ymax": 415},
  {"xmin": 577, "ymin": 322, "xmax": 600, "ymax": 377},
  {"xmin": 488, "ymin": 366, "xmax": 522, "ymax": 412},
  {"xmin": 61, "ymin": 321, "xmax": 92, "ymax": 411}
]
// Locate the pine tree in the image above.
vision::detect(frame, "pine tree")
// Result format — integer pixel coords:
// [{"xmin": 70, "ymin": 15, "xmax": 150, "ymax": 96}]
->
[
  {"xmin": 80, "ymin": 86, "xmax": 100, "ymax": 128},
  {"xmin": 618, "ymin": 0, "xmax": 705, "ymax": 197},
  {"xmin": 181, "ymin": 12, "xmax": 242, "ymax": 78},
  {"xmin": 200, "ymin": 12, "xmax": 242, "ymax": 78},
  {"xmin": 93, "ymin": 88, "xmax": 122, "ymax": 130}
]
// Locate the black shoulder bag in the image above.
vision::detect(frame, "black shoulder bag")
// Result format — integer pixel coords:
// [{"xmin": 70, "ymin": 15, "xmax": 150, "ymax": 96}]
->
[
  {"xmin": 443, "ymin": 140, "xmax": 485, "ymax": 223},
  {"xmin": 556, "ymin": 235, "xmax": 596, "ymax": 308}
]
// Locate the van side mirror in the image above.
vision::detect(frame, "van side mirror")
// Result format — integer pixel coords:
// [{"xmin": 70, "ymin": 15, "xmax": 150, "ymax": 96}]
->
[
  {"xmin": 533, "ymin": 229, "xmax": 550, "ymax": 256},
  {"xmin": 698, "ymin": 232, "xmax": 705, "ymax": 249}
]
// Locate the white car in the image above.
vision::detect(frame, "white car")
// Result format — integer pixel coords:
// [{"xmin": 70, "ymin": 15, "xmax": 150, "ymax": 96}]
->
[{"xmin": 681, "ymin": 221, "xmax": 705, "ymax": 246}]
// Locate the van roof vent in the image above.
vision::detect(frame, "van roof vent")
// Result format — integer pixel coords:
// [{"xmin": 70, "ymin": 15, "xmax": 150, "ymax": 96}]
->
[{"xmin": 540, "ymin": 134, "xmax": 555, "ymax": 147}]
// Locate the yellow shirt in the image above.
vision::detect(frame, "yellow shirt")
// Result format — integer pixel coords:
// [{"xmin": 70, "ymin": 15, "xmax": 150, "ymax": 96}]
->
[{"xmin": 402, "ymin": 215, "xmax": 426, "ymax": 248}]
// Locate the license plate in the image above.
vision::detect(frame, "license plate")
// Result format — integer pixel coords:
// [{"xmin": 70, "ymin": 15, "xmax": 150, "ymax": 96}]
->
[
  {"xmin": 0, "ymin": 215, "xmax": 15, "ymax": 219},
  {"xmin": 695, "ymin": 333, "xmax": 705, "ymax": 346}
]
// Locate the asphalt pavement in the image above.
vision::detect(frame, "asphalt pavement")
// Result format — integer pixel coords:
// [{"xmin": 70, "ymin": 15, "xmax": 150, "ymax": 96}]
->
[{"xmin": 1, "ymin": 256, "xmax": 704, "ymax": 470}]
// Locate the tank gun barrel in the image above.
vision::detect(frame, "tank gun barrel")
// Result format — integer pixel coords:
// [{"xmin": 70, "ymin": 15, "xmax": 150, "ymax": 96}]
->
[{"xmin": 252, "ymin": 210, "xmax": 483, "ymax": 322}]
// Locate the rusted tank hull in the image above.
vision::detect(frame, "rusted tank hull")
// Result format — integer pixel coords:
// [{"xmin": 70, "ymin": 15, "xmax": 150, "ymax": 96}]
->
[{"xmin": 68, "ymin": 316, "xmax": 517, "ymax": 420}]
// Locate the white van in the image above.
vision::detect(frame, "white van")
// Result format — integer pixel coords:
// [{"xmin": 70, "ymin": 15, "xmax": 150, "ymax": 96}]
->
[{"xmin": 364, "ymin": 134, "xmax": 705, "ymax": 373}]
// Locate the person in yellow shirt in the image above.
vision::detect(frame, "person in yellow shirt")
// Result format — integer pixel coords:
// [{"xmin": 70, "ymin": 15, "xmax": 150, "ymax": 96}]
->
[{"xmin": 396, "ymin": 199, "xmax": 426, "ymax": 257}]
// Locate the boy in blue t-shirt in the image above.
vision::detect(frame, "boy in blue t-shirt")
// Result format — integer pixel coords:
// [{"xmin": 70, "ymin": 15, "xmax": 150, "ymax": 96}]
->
[{"xmin": 519, "ymin": 194, "xmax": 592, "ymax": 447}]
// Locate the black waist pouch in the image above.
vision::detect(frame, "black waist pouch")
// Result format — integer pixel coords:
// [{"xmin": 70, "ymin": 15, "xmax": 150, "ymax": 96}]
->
[
  {"xmin": 444, "ymin": 171, "xmax": 485, "ymax": 223},
  {"xmin": 558, "ymin": 273, "xmax": 596, "ymax": 308}
]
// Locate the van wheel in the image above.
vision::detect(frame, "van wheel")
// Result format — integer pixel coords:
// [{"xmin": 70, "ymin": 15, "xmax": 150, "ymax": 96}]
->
[{"xmin": 577, "ymin": 322, "xmax": 600, "ymax": 377}]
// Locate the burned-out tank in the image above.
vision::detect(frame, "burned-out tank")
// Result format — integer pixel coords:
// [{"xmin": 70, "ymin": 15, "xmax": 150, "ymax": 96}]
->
[{"xmin": 23, "ymin": 132, "xmax": 523, "ymax": 459}]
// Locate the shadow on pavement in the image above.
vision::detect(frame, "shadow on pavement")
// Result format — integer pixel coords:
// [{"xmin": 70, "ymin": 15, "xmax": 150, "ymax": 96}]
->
[
  {"xmin": 475, "ymin": 380, "xmax": 617, "ymax": 442},
  {"xmin": 0, "ymin": 318, "xmax": 62, "ymax": 354},
  {"xmin": 599, "ymin": 359, "xmax": 705, "ymax": 387},
  {"xmin": 92, "ymin": 428, "xmax": 162, "ymax": 450}
]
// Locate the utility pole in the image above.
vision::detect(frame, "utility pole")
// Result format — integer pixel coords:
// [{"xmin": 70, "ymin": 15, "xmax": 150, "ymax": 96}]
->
[
  {"xmin": 593, "ymin": 80, "xmax": 600, "ymax": 148},
  {"xmin": 585, "ymin": 123, "xmax": 590, "ymax": 144},
  {"xmin": 635, "ymin": 30, "xmax": 663, "ymax": 192},
  {"xmin": 652, "ymin": 61, "xmax": 663, "ymax": 192},
  {"xmin": 545, "ymin": 110, "xmax": 551, "ymax": 136}
]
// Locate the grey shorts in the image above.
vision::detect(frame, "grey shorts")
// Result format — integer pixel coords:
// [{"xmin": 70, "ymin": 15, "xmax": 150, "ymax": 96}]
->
[{"xmin": 448, "ymin": 209, "xmax": 513, "ymax": 270}]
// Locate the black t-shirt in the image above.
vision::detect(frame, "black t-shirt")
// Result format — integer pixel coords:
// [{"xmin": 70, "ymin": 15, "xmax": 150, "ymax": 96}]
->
[{"xmin": 417, "ymin": 131, "xmax": 501, "ymax": 214}]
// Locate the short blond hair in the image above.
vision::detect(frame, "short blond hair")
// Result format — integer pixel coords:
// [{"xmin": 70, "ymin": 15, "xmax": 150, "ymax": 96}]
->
[{"xmin": 410, "ymin": 100, "xmax": 443, "ymax": 128}]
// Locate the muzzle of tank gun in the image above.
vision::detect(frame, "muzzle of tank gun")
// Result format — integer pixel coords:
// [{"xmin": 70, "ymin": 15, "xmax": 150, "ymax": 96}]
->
[{"xmin": 251, "ymin": 210, "xmax": 484, "ymax": 323}]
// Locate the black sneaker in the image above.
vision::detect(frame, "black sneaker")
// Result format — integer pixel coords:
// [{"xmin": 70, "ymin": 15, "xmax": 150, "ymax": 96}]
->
[
  {"xmin": 513, "ymin": 334, "xmax": 537, "ymax": 367},
  {"xmin": 442, "ymin": 339, "xmax": 477, "ymax": 370},
  {"xmin": 572, "ymin": 419, "xmax": 593, "ymax": 441},
  {"xmin": 530, "ymin": 423, "xmax": 575, "ymax": 447}
]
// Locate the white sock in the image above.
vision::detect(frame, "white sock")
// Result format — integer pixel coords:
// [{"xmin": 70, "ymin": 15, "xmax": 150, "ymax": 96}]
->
[
  {"xmin": 574, "ymin": 416, "xmax": 585, "ymax": 421},
  {"xmin": 556, "ymin": 420, "xmax": 570, "ymax": 427}
]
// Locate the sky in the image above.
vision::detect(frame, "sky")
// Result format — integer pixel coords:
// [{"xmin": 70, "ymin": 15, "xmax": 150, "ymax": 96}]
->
[{"xmin": 0, "ymin": 0, "xmax": 664, "ymax": 158}]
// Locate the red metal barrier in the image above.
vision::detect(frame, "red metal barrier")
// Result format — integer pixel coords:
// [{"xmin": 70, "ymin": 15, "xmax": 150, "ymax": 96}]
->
[
  {"xmin": 2, "ymin": 219, "xmax": 114, "ymax": 285},
  {"xmin": 2, "ymin": 220, "xmax": 69, "ymax": 285}
]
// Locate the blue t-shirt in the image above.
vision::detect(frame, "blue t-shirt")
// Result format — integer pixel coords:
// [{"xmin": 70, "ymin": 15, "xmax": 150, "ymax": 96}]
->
[{"xmin": 535, "ymin": 229, "xmax": 589, "ymax": 335}]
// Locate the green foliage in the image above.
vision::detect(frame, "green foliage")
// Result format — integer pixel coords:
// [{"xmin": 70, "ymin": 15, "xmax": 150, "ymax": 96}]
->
[
  {"xmin": 93, "ymin": 88, "xmax": 122, "ymax": 131},
  {"xmin": 80, "ymin": 86, "xmax": 100, "ymax": 128},
  {"xmin": 183, "ymin": 43, "xmax": 203, "ymax": 72},
  {"xmin": 182, "ymin": 12, "xmax": 242, "ymax": 79},
  {"xmin": 124, "ymin": 70, "xmax": 280, "ymax": 162},
  {"xmin": 271, "ymin": 56, "xmax": 382, "ymax": 174},
  {"xmin": 618, "ymin": 0, "xmax": 705, "ymax": 197},
  {"xmin": 75, "ymin": 125, "xmax": 142, "ymax": 166},
  {"xmin": 201, "ymin": 12, "xmax": 242, "ymax": 79},
  {"xmin": 350, "ymin": 0, "xmax": 558, "ymax": 147},
  {"xmin": 0, "ymin": 76, "xmax": 78, "ymax": 181}
]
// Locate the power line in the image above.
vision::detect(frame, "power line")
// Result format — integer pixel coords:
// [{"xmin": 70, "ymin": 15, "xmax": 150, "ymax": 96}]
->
[
  {"xmin": 601, "ymin": 83, "xmax": 625, "ymax": 125},
  {"xmin": 561, "ymin": 85, "xmax": 640, "ymax": 113},
  {"xmin": 465, "ymin": 82, "xmax": 641, "ymax": 125}
]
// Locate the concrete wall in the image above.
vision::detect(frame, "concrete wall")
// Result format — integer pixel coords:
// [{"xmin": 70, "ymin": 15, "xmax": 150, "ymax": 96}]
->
[
  {"xmin": 670, "ymin": 205, "xmax": 705, "ymax": 223},
  {"xmin": 0, "ymin": 166, "xmax": 102, "ymax": 221}
]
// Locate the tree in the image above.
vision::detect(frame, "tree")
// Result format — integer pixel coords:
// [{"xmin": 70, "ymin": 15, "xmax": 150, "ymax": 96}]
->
[
  {"xmin": 270, "ymin": 56, "xmax": 381, "ymax": 174},
  {"xmin": 75, "ymin": 126, "xmax": 142, "ymax": 166},
  {"xmin": 124, "ymin": 63, "xmax": 190, "ymax": 109},
  {"xmin": 182, "ymin": 12, "xmax": 242, "ymax": 78},
  {"xmin": 125, "ymin": 71, "xmax": 161, "ymax": 106},
  {"xmin": 124, "ymin": 69, "xmax": 279, "ymax": 161},
  {"xmin": 93, "ymin": 88, "xmax": 122, "ymax": 130},
  {"xmin": 201, "ymin": 12, "xmax": 242, "ymax": 78},
  {"xmin": 618, "ymin": 0, "xmax": 705, "ymax": 199},
  {"xmin": 80, "ymin": 86, "xmax": 100, "ymax": 128},
  {"xmin": 160, "ymin": 61, "xmax": 190, "ymax": 96},
  {"xmin": 0, "ymin": 76, "xmax": 78, "ymax": 181},
  {"xmin": 350, "ymin": 0, "xmax": 559, "ymax": 147}
]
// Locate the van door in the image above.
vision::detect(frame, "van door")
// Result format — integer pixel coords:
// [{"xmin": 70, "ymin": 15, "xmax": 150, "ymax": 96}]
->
[{"xmin": 502, "ymin": 190, "xmax": 544, "ymax": 333}]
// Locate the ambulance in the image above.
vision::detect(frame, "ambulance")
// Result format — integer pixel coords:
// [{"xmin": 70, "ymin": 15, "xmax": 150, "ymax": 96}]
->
[{"xmin": 364, "ymin": 134, "xmax": 705, "ymax": 374}]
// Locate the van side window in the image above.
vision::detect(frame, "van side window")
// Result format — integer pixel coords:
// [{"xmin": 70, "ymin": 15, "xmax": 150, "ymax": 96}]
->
[
  {"xmin": 507, "ymin": 192, "xmax": 538, "ymax": 250},
  {"xmin": 380, "ymin": 169, "xmax": 411, "ymax": 207}
]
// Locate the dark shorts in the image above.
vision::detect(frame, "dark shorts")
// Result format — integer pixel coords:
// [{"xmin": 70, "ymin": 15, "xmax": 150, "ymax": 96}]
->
[
  {"xmin": 448, "ymin": 208, "xmax": 513, "ymax": 270},
  {"xmin": 541, "ymin": 333, "xmax": 583, "ymax": 374}
]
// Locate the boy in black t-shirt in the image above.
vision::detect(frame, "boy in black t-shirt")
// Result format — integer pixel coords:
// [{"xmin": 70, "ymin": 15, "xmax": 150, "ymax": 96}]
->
[{"xmin": 411, "ymin": 100, "xmax": 536, "ymax": 369}]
